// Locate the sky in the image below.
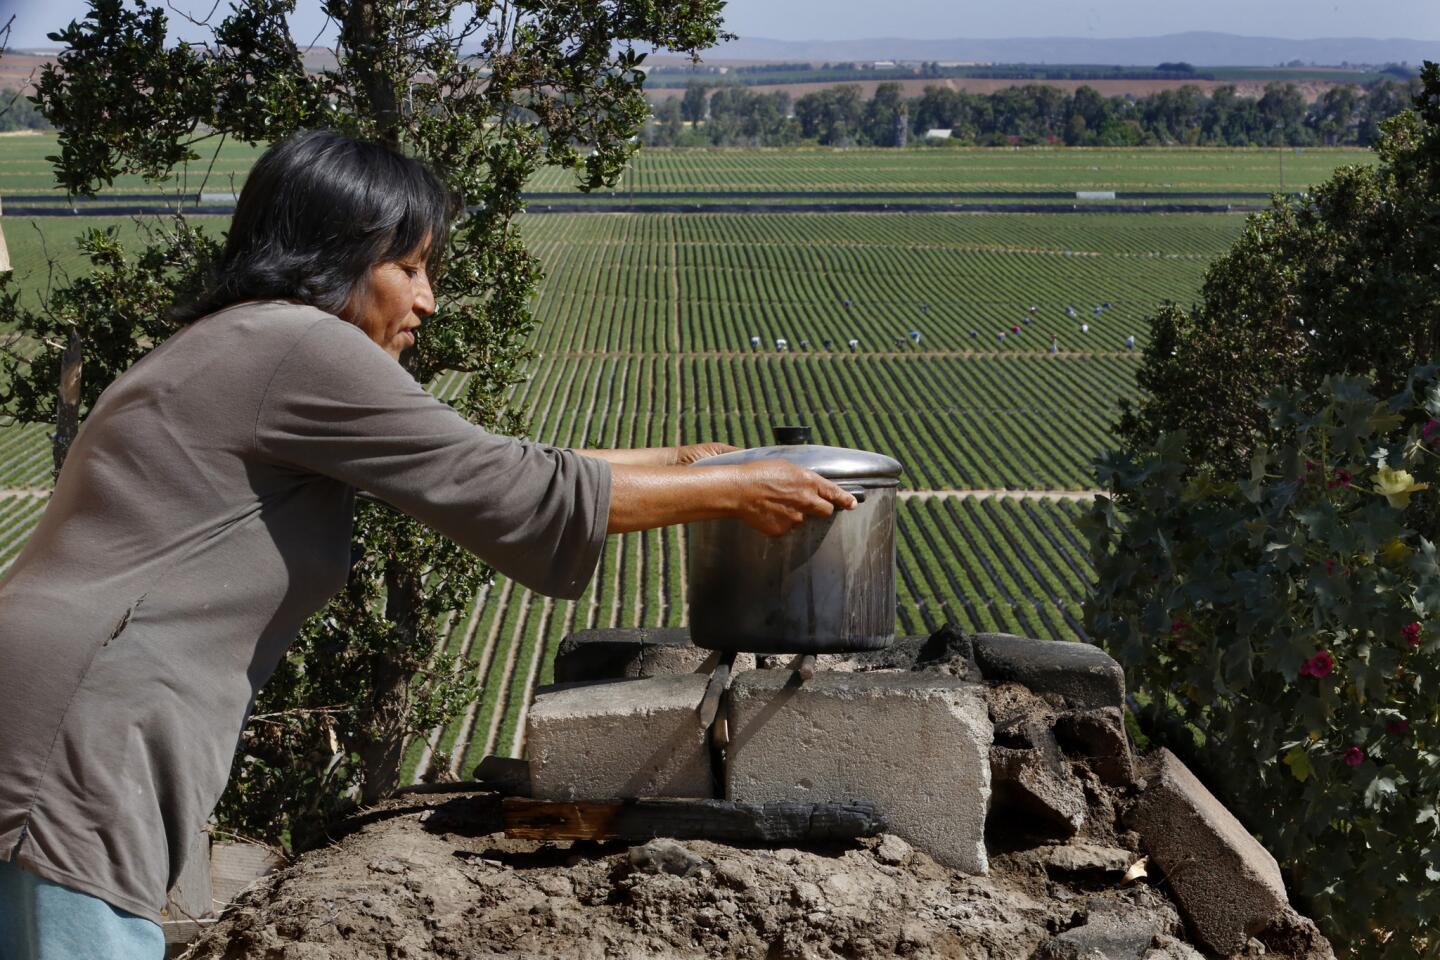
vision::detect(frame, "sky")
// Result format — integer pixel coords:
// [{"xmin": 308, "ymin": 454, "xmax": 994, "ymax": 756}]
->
[{"xmin": 2, "ymin": 0, "xmax": 1437, "ymax": 50}]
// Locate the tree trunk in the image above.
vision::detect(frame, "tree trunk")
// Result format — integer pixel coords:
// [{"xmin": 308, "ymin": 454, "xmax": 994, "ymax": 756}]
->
[
  {"xmin": 338, "ymin": 0, "xmax": 404, "ymax": 148},
  {"xmin": 356, "ymin": 557, "xmax": 422, "ymax": 804}
]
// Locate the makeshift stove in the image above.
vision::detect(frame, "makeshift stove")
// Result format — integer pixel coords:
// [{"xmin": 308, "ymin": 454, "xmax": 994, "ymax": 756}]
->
[{"xmin": 480, "ymin": 431, "xmax": 1331, "ymax": 957}]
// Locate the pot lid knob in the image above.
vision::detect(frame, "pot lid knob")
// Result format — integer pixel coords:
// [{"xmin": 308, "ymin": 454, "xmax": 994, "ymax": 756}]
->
[{"xmin": 773, "ymin": 424, "xmax": 811, "ymax": 446}]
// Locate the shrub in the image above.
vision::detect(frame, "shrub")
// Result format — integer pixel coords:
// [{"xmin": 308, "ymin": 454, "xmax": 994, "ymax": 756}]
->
[
  {"xmin": 1116, "ymin": 61, "xmax": 1440, "ymax": 480},
  {"xmin": 1085, "ymin": 369, "xmax": 1440, "ymax": 957}
]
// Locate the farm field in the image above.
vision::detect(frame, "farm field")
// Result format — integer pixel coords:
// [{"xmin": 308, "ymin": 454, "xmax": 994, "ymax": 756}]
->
[
  {"xmin": 0, "ymin": 133, "xmax": 1370, "ymax": 198},
  {"xmin": 0, "ymin": 145, "xmax": 1270, "ymax": 781}
]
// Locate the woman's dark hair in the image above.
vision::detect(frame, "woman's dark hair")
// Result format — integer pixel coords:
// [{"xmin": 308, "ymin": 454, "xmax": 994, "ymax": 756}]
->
[{"xmin": 171, "ymin": 130, "xmax": 458, "ymax": 324}]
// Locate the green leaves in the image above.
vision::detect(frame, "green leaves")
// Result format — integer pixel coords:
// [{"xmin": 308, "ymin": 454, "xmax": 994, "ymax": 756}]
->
[
  {"xmin": 1090, "ymin": 360, "xmax": 1440, "ymax": 955},
  {"xmin": 1284, "ymin": 745, "xmax": 1314, "ymax": 782}
]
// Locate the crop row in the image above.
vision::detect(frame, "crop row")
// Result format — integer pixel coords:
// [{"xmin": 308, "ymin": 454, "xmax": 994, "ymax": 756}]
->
[
  {"xmin": 509, "ymin": 353, "xmax": 1133, "ymax": 490},
  {"xmin": 0, "ymin": 138, "xmax": 1369, "ymax": 200},
  {"xmin": 0, "ymin": 494, "xmax": 49, "ymax": 572},
  {"xmin": 0, "ymin": 350, "xmax": 1132, "ymax": 491},
  {"xmin": 521, "ymin": 212, "xmax": 1232, "ymax": 354},
  {"xmin": 395, "ymin": 492, "xmax": 1096, "ymax": 782},
  {"xmin": 521, "ymin": 146, "xmax": 1372, "ymax": 195}
]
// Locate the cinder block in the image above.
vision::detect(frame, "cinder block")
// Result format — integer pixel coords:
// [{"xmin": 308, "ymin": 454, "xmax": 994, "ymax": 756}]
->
[
  {"xmin": 527, "ymin": 674, "xmax": 714, "ymax": 801},
  {"xmin": 972, "ymin": 633, "xmax": 1124, "ymax": 711},
  {"xmin": 1126, "ymin": 749, "xmax": 1289, "ymax": 955},
  {"xmin": 726, "ymin": 670, "xmax": 992, "ymax": 873},
  {"xmin": 553, "ymin": 628, "xmax": 754, "ymax": 683}
]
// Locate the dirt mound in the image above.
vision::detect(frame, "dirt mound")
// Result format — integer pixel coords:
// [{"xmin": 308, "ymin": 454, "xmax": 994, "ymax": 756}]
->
[{"xmin": 180, "ymin": 789, "xmax": 1313, "ymax": 960}]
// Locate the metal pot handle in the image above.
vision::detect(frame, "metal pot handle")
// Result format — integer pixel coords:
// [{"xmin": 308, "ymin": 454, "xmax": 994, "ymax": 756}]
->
[{"xmin": 839, "ymin": 483, "xmax": 867, "ymax": 505}]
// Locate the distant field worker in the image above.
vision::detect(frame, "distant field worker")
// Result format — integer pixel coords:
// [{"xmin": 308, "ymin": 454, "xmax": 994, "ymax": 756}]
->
[{"xmin": 0, "ymin": 130, "xmax": 855, "ymax": 959}]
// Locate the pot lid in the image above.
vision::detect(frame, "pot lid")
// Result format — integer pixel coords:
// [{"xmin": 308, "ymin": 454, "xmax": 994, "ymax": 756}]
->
[{"xmin": 692, "ymin": 443, "xmax": 903, "ymax": 482}]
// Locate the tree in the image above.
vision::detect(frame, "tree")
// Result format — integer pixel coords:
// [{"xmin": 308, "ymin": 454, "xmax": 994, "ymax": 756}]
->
[
  {"xmin": 1091, "ymin": 62, "xmax": 1440, "ymax": 956},
  {"xmin": 1310, "ymin": 84, "xmax": 1359, "ymax": 146},
  {"xmin": 794, "ymin": 85, "xmax": 863, "ymax": 145},
  {"xmin": 861, "ymin": 81, "xmax": 905, "ymax": 146},
  {"xmin": 681, "ymin": 80, "xmax": 710, "ymax": 125},
  {"xmin": 1115, "ymin": 62, "xmax": 1440, "ymax": 481},
  {"xmin": 0, "ymin": 0, "xmax": 726, "ymax": 849}
]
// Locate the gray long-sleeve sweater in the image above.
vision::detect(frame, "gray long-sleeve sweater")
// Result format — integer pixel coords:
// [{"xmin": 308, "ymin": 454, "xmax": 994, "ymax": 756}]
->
[{"xmin": 0, "ymin": 300, "xmax": 611, "ymax": 921}]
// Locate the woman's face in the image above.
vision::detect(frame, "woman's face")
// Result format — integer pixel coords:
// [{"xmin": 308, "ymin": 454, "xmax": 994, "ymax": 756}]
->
[{"xmin": 346, "ymin": 244, "xmax": 435, "ymax": 361}]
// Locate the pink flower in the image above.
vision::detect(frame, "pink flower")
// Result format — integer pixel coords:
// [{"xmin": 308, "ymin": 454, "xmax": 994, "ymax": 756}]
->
[
  {"xmin": 1324, "ymin": 559, "xmax": 1336, "ymax": 576},
  {"xmin": 1328, "ymin": 469, "xmax": 1353, "ymax": 489},
  {"xmin": 1300, "ymin": 650, "xmax": 1334, "ymax": 677},
  {"xmin": 1403, "ymin": 622, "xmax": 1422, "ymax": 648},
  {"xmin": 1342, "ymin": 746, "xmax": 1365, "ymax": 767},
  {"xmin": 1171, "ymin": 617, "xmax": 1190, "ymax": 635},
  {"xmin": 1424, "ymin": 419, "xmax": 1440, "ymax": 443},
  {"xmin": 1386, "ymin": 719, "xmax": 1411, "ymax": 735}
]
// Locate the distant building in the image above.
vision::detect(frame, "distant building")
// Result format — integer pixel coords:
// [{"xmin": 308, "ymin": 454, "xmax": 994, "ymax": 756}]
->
[{"xmin": 924, "ymin": 129, "xmax": 953, "ymax": 140}]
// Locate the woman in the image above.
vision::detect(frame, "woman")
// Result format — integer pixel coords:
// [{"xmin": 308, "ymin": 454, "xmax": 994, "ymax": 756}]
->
[{"xmin": 0, "ymin": 130, "xmax": 851, "ymax": 958}]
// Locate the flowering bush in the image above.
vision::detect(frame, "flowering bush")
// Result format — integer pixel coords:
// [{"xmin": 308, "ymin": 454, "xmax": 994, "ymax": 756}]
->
[{"xmin": 1085, "ymin": 368, "xmax": 1440, "ymax": 957}]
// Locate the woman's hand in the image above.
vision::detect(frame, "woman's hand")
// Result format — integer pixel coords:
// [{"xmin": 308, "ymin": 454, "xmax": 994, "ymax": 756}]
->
[{"xmin": 733, "ymin": 459, "xmax": 856, "ymax": 537}]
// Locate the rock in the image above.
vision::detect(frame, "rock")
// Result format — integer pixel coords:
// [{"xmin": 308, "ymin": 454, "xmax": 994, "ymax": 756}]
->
[
  {"xmin": 972, "ymin": 633, "xmax": 1125, "ymax": 711},
  {"xmin": 1034, "ymin": 901, "xmax": 1175, "ymax": 960},
  {"xmin": 916, "ymin": 622, "xmax": 975, "ymax": 665},
  {"xmin": 471, "ymin": 755, "xmax": 533, "ymax": 796},
  {"xmin": 726, "ymin": 669, "xmax": 992, "ymax": 873},
  {"xmin": 526, "ymin": 674, "xmax": 714, "ymax": 801},
  {"xmin": 552, "ymin": 627, "xmax": 757, "ymax": 683},
  {"xmin": 627, "ymin": 839, "xmax": 709, "ymax": 878},
  {"xmin": 874, "ymin": 834, "xmax": 913, "ymax": 865},
  {"xmin": 1253, "ymin": 907, "xmax": 1337, "ymax": 960},
  {"xmin": 1055, "ymin": 707, "xmax": 1135, "ymax": 787},
  {"xmin": 1142, "ymin": 934, "xmax": 1206, "ymax": 959},
  {"xmin": 366, "ymin": 856, "xmax": 409, "ymax": 875},
  {"xmin": 1039, "ymin": 843, "xmax": 1134, "ymax": 875},
  {"xmin": 990, "ymin": 746, "xmax": 1088, "ymax": 839},
  {"xmin": 1126, "ymin": 749, "xmax": 1290, "ymax": 956}
]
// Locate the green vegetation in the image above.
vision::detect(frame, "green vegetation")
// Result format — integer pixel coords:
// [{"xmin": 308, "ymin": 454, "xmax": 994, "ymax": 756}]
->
[
  {"xmin": 532, "ymin": 146, "xmax": 1372, "ymax": 194},
  {"xmin": 1087, "ymin": 374, "xmax": 1440, "ymax": 957},
  {"xmin": 1091, "ymin": 65, "xmax": 1440, "ymax": 956},
  {"xmin": 0, "ymin": 134, "xmax": 1374, "ymax": 198},
  {"xmin": 649, "ymin": 77, "xmax": 1418, "ymax": 148},
  {"xmin": 0, "ymin": 89, "xmax": 53, "ymax": 132},
  {"xmin": 645, "ymin": 61, "xmax": 1407, "ymax": 89}
]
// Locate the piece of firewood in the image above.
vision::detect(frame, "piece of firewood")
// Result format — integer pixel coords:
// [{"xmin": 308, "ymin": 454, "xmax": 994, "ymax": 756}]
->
[
  {"xmin": 697, "ymin": 651, "xmax": 737, "ymax": 727},
  {"xmin": 502, "ymin": 797, "xmax": 885, "ymax": 844}
]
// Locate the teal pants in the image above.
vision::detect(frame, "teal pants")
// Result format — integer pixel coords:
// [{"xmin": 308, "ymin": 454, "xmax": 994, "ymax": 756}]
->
[{"xmin": 0, "ymin": 859, "xmax": 163, "ymax": 960}]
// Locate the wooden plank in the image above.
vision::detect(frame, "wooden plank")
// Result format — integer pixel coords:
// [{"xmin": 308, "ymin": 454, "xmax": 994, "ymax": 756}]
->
[
  {"xmin": 162, "ymin": 828, "xmax": 212, "ymax": 922},
  {"xmin": 209, "ymin": 842, "xmax": 283, "ymax": 910},
  {"xmin": 163, "ymin": 918, "xmax": 216, "ymax": 958},
  {"xmin": 503, "ymin": 797, "xmax": 885, "ymax": 844}
]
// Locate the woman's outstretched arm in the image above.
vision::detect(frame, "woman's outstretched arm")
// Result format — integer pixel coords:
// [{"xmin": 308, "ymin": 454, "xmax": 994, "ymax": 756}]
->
[
  {"xmin": 574, "ymin": 443, "xmax": 737, "ymax": 467},
  {"xmin": 605, "ymin": 459, "xmax": 856, "ymax": 536}
]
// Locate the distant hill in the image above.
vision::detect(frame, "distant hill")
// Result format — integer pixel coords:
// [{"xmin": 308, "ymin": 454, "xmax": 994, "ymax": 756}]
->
[{"xmin": 703, "ymin": 32, "xmax": 1440, "ymax": 67}]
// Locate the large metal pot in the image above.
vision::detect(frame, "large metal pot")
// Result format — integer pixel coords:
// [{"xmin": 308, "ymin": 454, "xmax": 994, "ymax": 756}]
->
[{"xmin": 685, "ymin": 428, "xmax": 903, "ymax": 653}]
